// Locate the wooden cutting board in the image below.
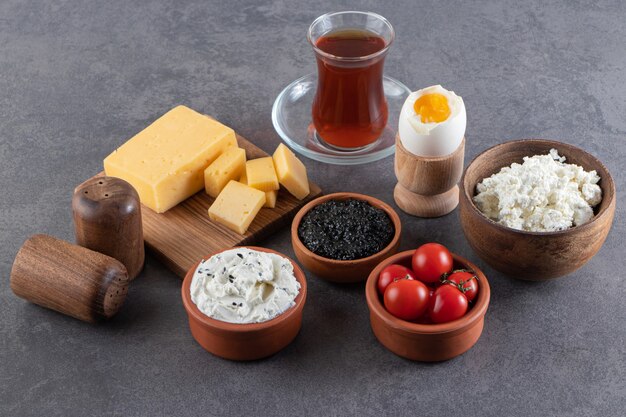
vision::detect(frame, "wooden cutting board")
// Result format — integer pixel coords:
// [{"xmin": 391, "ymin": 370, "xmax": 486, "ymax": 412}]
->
[{"xmin": 87, "ymin": 131, "xmax": 322, "ymax": 278}]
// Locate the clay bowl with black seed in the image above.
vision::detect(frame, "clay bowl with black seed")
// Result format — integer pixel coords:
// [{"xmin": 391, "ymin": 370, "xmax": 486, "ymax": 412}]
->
[
  {"xmin": 460, "ymin": 139, "xmax": 616, "ymax": 280},
  {"xmin": 291, "ymin": 192, "xmax": 401, "ymax": 283},
  {"xmin": 181, "ymin": 246, "xmax": 307, "ymax": 361},
  {"xmin": 365, "ymin": 250, "xmax": 491, "ymax": 361}
]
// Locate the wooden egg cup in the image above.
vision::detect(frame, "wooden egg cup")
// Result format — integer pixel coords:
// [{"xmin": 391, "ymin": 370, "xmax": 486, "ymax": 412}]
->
[{"xmin": 394, "ymin": 134, "xmax": 465, "ymax": 217}]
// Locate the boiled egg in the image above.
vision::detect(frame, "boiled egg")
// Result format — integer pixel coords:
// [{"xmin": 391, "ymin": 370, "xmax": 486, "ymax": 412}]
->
[{"xmin": 398, "ymin": 85, "xmax": 466, "ymax": 157}]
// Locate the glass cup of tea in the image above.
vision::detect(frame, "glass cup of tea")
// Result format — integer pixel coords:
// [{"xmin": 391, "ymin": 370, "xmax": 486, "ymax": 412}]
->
[{"xmin": 308, "ymin": 11, "xmax": 395, "ymax": 150}]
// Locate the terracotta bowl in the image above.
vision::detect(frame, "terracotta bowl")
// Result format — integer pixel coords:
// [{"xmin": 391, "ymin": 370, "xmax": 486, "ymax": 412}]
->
[
  {"xmin": 291, "ymin": 192, "xmax": 402, "ymax": 283},
  {"xmin": 365, "ymin": 250, "xmax": 491, "ymax": 361},
  {"xmin": 181, "ymin": 246, "xmax": 307, "ymax": 361},
  {"xmin": 460, "ymin": 139, "xmax": 616, "ymax": 280}
]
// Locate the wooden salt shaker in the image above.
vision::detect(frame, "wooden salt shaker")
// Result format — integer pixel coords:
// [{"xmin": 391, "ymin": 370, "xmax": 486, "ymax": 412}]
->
[
  {"xmin": 10, "ymin": 234, "xmax": 129, "ymax": 323},
  {"xmin": 73, "ymin": 176, "xmax": 144, "ymax": 280},
  {"xmin": 394, "ymin": 134, "xmax": 465, "ymax": 217}
]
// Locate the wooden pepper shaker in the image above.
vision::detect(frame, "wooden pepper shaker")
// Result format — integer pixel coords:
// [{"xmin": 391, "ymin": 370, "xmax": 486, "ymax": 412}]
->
[
  {"xmin": 10, "ymin": 234, "xmax": 129, "ymax": 323},
  {"xmin": 73, "ymin": 176, "xmax": 144, "ymax": 280}
]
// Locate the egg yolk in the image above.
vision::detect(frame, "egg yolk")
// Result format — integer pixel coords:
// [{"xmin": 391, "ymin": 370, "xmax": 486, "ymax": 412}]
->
[{"xmin": 413, "ymin": 93, "xmax": 451, "ymax": 123}]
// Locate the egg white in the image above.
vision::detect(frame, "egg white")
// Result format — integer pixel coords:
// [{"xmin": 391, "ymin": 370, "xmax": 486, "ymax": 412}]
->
[{"xmin": 398, "ymin": 85, "xmax": 466, "ymax": 157}]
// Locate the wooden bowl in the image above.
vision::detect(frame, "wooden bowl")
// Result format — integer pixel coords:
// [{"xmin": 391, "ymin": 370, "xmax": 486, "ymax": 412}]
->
[
  {"xmin": 365, "ymin": 250, "xmax": 491, "ymax": 361},
  {"xmin": 460, "ymin": 139, "xmax": 616, "ymax": 280},
  {"xmin": 181, "ymin": 246, "xmax": 307, "ymax": 361},
  {"xmin": 291, "ymin": 193, "xmax": 402, "ymax": 283}
]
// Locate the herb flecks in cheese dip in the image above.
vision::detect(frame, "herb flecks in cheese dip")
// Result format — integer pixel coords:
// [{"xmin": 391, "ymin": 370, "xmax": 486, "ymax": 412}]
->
[
  {"xmin": 190, "ymin": 248, "xmax": 300, "ymax": 324},
  {"xmin": 473, "ymin": 149, "xmax": 602, "ymax": 232}
]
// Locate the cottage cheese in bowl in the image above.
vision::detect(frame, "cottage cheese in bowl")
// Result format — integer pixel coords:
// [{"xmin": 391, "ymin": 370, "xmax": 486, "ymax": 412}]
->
[
  {"xmin": 190, "ymin": 248, "xmax": 301, "ymax": 324},
  {"xmin": 473, "ymin": 149, "xmax": 602, "ymax": 232}
]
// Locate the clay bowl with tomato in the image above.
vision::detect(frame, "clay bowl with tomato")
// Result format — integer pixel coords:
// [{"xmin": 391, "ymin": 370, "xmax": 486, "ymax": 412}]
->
[{"xmin": 365, "ymin": 244, "xmax": 491, "ymax": 362}]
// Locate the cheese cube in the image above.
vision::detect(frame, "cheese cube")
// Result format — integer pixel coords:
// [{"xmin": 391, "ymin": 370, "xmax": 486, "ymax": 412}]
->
[
  {"xmin": 263, "ymin": 189, "xmax": 278, "ymax": 209},
  {"xmin": 272, "ymin": 143, "xmax": 310, "ymax": 200},
  {"xmin": 204, "ymin": 147, "xmax": 246, "ymax": 198},
  {"xmin": 245, "ymin": 157, "xmax": 279, "ymax": 192},
  {"xmin": 240, "ymin": 169, "xmax": 278, "ymax": 209},
  {"xmin": 103, "ymin": 105, "xmax": 237, "ymax": 213},
  {"xmin": 208, "ymin": 181, "xmax": 266, "ymax": 234}
]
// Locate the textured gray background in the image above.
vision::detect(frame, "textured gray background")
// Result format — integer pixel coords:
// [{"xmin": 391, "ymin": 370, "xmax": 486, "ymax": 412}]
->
[{"xmin": 1, "ymin": 0, "xmax": 625, "ymax": 416}]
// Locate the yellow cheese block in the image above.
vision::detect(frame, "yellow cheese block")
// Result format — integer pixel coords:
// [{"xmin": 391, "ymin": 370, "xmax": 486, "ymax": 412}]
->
[
  {"xmin": 245, "ymin": 157, "xmax": 279, "ymax": 192},
  {"xmin": 208, "ymin": 180, "xmax": 266, "ymax": 234},
  {"xmin": 204, "ymin": 147, "xmax": 246, "ymax": 198},
  {"xmin": 240, "ymin": 169, "xmax": 278, "ymax": 209},
  {"xmin": 272, "ymin": 143, "xmax": 310, "ymax": 200},
  {"xmin": 103, "ymin": 105, "xmax": 237, "ymax": 213}
]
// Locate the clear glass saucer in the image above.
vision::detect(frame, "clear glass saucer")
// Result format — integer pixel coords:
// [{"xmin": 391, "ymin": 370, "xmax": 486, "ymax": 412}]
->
[{"xmin": 271, "ymin": 73, "xmax": 411, "ymax": 165}]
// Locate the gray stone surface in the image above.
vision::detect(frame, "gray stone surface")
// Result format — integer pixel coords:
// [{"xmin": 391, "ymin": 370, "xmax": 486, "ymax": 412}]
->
[{"xmin": 1, "ymin": 0, "xmax": 625, "ymax": 416}]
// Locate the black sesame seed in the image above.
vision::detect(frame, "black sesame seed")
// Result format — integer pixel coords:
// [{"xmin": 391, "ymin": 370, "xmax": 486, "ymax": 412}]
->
[
  {"xmin": 232, "ymin": 302, "xmax": 237, "ymax": 306},
  {"xmin": 237, "ymin": 253, "xmax": 243, "ymax": 258},
  {"xmin": 297, "ymin": 199, "xmax": 394, "ymax": 260}
]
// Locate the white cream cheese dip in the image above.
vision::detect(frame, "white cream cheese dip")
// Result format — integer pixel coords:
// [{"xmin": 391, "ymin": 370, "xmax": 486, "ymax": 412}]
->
[{"xmin": 190, "ymin": 248, "xmax": 301, "ymax": 324}]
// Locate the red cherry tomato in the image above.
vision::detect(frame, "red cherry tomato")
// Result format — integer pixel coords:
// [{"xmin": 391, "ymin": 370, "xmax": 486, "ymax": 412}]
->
[
  {"xmin": 415, "ymin": 289, "xmax": 435, "ymax": 324},
  {"xmin": 428, "ymin": 285, "xmax": 468, "ymax": 324},
  {"xmin": 384, "ymin": 279, "xmax": 429, "ymax": 321},
  {"xmin": 412, "ymin": 243, "xmax": 453, "ymax": 284},
  {"xmin": 445, "ymin": 271, "xmax": 479, "ymax": 302},
  {"xmin": 377, "ymin": 264, "xmax": 416, "ymax": 295}
]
